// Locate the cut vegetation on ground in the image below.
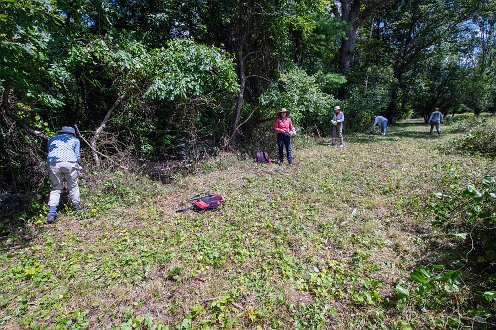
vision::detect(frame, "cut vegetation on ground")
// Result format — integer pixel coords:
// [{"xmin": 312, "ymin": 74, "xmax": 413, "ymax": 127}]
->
[{"xmin": 1, "ymin": 116, "xmax": 495, "ymax": 329}]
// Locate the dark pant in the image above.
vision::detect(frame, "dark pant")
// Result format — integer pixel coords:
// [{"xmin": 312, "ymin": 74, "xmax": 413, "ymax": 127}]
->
[
  {"xmin": 277, "ymin": 133, "xmax": 292, "ymax": 163},
  {"xmin": 430, "ymin": 122, "xmax": 440, "ymax": 135}
]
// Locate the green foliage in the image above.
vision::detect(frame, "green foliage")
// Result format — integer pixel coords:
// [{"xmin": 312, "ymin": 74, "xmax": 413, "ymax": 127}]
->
[
  {"xmin": 0, "ymin": 0, "xmax": 63, "ymax": 104},
  {"xmin": 120, "ymin": 314, "xmax": 169, "ymax": 330},
  {"xmin": 3, "ymin": 0, "xmax": 496, "ymax": 192},
  {"xmin": 409, "ymin": 52, "xmax": 467, "ymax": 119},
  {"xmin": 260, "ymin": 68, "xmax": 336, "ymax": 133},
  {"xmin": 63, "ymin": 36, "xmax": 238, "ymax": 160},
  {"xmin": 0, "ymin": 0, "xmax": 68, "ymax": 192},
  {"xmin": 402, "ymin": 166, "xmax": 496, "ymax": 326},
  {"xmin": 66, "ymin": 35, "xmax": 152, "ymax": 107},
  {"xmin": 300, "ymin": 13, "xmax": 348, "ymax": 73},
  {"xmin": 315, "ymin": 71, "xmax": 347, "ymax": 94},
  {"xmin": 443, "ymin": 113, "xmax": 486, "ymax": 133},
  {"xmin": 408, "ymin": 266, "xmax": 463, "ymax": 310},
  {"xmin": 145, "ymin": 39, "xmax": 238, "ymax": 101},
  {"xmin": 444, "ymin": 120, "xmax": 496, "ymax": 159},
  {"xmin": 362, "ymin": 0, "xmax": 493, "ymax": 120},
  {"xmin": 344, "ymin": 65, "xmax": 396, "ymax": 130},
  {"xmin": 429, "ymin": 173, "xmax": 495, "ymax": 235}
]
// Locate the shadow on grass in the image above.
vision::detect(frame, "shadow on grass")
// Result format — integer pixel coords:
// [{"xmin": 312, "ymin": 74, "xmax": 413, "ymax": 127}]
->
[
  {"xmin": 344, "ymin": 120, "xmax": 464, "ymax": 145},
  {"xmin": 0, "ymin": 193, "xmax": 42, "ymax": 251},
  {"xmin": 0, "ymin": 191, "xmax": 78, "ymax": 251},
  {"xmin": 346, "ymin": 129, "xmax": 437, "ymax": 144},
  {"xmin": 394, "ymin": 118, "xmax": 426, "ymax": 126}
]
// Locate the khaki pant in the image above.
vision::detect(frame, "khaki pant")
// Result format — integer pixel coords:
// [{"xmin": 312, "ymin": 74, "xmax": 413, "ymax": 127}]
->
[
  {"xmin": 48, "ymin": 162, "xmax": 80, "ymax": 207},
  {"xmin": 332, "ymin": 122, "xmax": 344, "ymax": 144}
]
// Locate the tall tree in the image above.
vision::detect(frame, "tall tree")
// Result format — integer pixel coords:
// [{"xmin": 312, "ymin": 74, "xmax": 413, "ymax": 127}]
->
[
  {"xmin": 378, "ymin": 0, "xmax": 480, "ymax": 118},
  {"xmin": 331, "ymin": 0, "xmax": 392, "ymax": 75}
]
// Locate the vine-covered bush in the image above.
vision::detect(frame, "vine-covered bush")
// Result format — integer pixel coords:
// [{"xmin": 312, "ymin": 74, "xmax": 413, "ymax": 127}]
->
[
  {"xmin": 444, "ymin": 124, "xmax": 496, "ymax": 159},
  {"xmin": 443, "ymin": 113, "xmax": 486, "ymax": 133},
  {"xmin": 398, "ymin": 168, "xmax": 496, "ymax": 328}
]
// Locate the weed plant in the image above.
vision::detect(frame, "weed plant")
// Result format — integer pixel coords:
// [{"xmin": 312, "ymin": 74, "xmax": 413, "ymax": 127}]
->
[{"xmin": 407, "ymin": 172, "xmax": 495, "ymax": 327}]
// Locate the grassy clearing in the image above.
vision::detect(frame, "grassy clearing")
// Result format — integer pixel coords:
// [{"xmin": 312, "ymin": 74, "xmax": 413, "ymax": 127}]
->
[{"xmin": 0, "ymin": 116, "xmax": 495, "ymax": 329}]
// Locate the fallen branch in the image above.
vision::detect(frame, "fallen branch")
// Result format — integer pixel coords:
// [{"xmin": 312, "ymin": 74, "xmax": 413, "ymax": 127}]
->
[
  {"xmin": 90, "ymin": 91, "xmax": 127, "ymax": 166},
  {"xmin": 203, "ymin": 297, "xmax": 219, "ymax": 302},
  {"xmin": 235, "ymin": 109, "xmax": 255, "ymax": 131},
  {"xmin": 75, "ymin": 125, "xmax": 128, "ymax": 170},
  {"xmin": 340, "ymin": 207, "xmax": 357, "ymax": 227},
  {"xmin": 231, "ymin": 302, "xmax": 243, "ymax": 310},
  {"xmin": 21, "ymin": 124, "xmax": 48, "ymax": 141}
]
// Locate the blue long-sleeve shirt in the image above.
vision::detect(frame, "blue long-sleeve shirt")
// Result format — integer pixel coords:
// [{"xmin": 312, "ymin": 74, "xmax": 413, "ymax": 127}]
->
[
  {"xmin": 428, "ymin": 111, "xmax": 443, "ymax": 123},
  {"xmin": 47, "ymin": 134, "xmax": 80, "ymax": 163},
  {"xmin": 373, "ymin": 116, "xmax": 388, "ymax": 126}
]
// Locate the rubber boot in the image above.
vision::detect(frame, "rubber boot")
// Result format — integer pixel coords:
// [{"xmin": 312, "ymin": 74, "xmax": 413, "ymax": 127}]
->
[{"xmin": 47, "ymin": 206, "xmax": 57, "ymax": 224}]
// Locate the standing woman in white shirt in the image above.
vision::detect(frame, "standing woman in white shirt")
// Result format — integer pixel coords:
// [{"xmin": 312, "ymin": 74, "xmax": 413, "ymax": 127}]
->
[{"xmin": 331, "ymin": 106, "xmax": 345, "ymax": 147}]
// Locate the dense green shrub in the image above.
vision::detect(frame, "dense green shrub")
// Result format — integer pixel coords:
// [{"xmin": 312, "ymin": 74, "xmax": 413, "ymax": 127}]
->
[
  {"xmin": 260, "ymin": 68, "xmax": 337, "ymax": 135},
  {"xmin": 444, "ymin": 125, "xmax": 496, "ymax": 159},
  {"xmin": 443, "ymin": 113, "xmax": 486, "ymax": 133},
  {"xmin": 343, "ymin": 65, "xmax": 396, "ymax": 131},
  {"xmin": 146, "ymin": 39, "xmax": 238, "ymax": 102}
]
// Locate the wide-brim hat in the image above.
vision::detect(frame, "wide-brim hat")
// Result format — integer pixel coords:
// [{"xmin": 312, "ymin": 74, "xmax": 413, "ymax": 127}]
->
[
  {"xmin": 278, "ymin": 108, "xmax": 290, "ymax": 114},
  {"xmin": 57, "ymin": 126, "xmax": 75, "ymax": 135},
  {"xmin": 334, "ymin": 105, "xmax": 341, "ymax": 111}
]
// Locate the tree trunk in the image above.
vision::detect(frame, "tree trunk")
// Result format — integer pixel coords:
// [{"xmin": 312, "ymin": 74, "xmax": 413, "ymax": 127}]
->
[
  {"xmin": 1, "ymin": 83, "xmax": 11, "ymax": 113},
  {"xmin": 0, "ymin": 85, "xmax": 12, "ymax": 131},
  {"xmin": 339, "ymin": 0, "xmax": 361, "ymax": 75},
  {"xmin": 386, "ymin": 80, "xmax": 400, "ymax": 122},
  {"xmin": 229, "ymin": 51, "xmax": 246, "ymax": 147}
]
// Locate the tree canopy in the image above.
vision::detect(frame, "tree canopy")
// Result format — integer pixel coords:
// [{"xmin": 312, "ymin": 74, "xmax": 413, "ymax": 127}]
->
[{"xmin": 1, "ymin": 0, "xmax": 495, "ymax": 191}]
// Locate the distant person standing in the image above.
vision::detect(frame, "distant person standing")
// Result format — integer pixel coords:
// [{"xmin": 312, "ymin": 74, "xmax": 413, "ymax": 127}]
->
[
  {"xmin": 46, "ymin": 126, "xmax": 82, "ymax": 224},
  {"xmin": 371, "ymin": 115, "xmax": 388, "ymax": 135},
  {"xmin": 273, "ymin": 108, "xmax": 295, "ymax": 165},
  {"xmin": 331, "ymin": 105, "xmax": 345, "ymax": 147},
  {"xmin": 428, "ymin": 108, "xmax": 443, "ymax": 136}
]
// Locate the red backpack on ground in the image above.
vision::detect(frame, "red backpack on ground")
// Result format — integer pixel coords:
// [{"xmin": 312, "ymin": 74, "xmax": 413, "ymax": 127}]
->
[
  {"xmin": 192, "ymin": 194, "xmax": 224, "ymax": 212},
  {"xmin": 176, "ymin": 193, "xmax": 225, "ymax": 213}
]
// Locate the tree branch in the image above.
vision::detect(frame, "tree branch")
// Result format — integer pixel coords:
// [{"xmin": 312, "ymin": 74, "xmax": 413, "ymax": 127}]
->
[
  {"xmin": 235, "ymin": 109, "xmax": 256, "ymax": 131},
  {"xmin": 75, "ymin": 125, "xmax": 128, "ymax": 170},
  {"xmin": 245, "ymin": 75, "xmax": 272, "ymax": 82},
  {"xmin": 0, "ymin": 85, "xmax": 48, "ymax": 141},
  {"xmin": 90, "ymin": 91, "xmax": 127, "ymax": 166}
]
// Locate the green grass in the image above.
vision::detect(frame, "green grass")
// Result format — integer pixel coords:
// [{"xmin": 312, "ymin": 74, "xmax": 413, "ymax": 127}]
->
[{"xmin": 1, "ymin": 116, "xmax": 495, "ymax": 329}]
